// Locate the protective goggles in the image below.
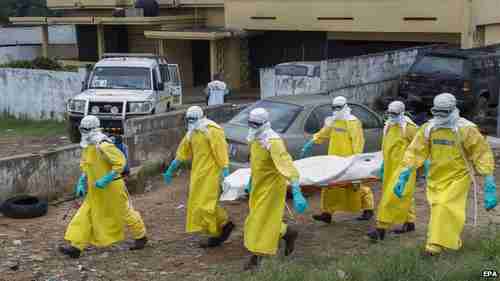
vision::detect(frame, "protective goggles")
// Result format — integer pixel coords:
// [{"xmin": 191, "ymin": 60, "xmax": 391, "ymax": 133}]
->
[
  {"xmin": 79, "ymin": 126, "xmax": 93, "ymax": 134},
  {"xmin": 248, "ymin": 120, "xmax": 265, "ymax": 129},
  {"xmin": 185, "ymin": 117, "xmax": 200, "ymax": 124},
  {"xmin": 430, "ymin": 108, "xmax": 453, "ymax": 118},
  {"xmin": 331, "ymin": 105, "xmax": 345, "ymax": 111},
  {"xmin": 384, "ymin": 111, "xmax": 401, "ymax": 119}
]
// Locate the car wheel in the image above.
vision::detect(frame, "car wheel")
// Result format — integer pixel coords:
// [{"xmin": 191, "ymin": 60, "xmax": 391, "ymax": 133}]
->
[
  {"xmin": 68, "ymin": 122, "xmax": 81, "ymax": 143},
  {"xmin": 0, "ymin": 195, "xmax": 48, "ymax": 219},
  {"xmin": 474, "ymin": 97, "xmax": 488, "ymax": 124}
]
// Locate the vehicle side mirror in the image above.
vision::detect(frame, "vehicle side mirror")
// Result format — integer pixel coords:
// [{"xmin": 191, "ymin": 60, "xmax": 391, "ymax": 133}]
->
[
  {"xmin": 157, "ymin": 82, "xmax": 164, "ymax": 91},
  {"xmin": 81, "ymin": 81, "xmax": 86, "ymax": 92}
]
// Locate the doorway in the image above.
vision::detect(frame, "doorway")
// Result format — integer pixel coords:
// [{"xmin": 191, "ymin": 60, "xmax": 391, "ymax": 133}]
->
[
  {"xmin": 192, "ymin": 40, "xmax": 211, "ymax": 87},
  {"xmin": 76, "ymin": 25, "xmax": 98, "ymax": 61}
]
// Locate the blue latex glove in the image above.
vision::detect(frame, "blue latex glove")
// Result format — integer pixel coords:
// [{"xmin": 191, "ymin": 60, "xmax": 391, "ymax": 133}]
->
[
  {"xmin": 484, "ymin": 175, "xmax": 497, "ymax": 211},
  {"xmin": 75, "ymin": 174, "xmax": 87, "ymax": 198},
  {"xmin": 245, "ymin": 177, "xmax": 252, "ymax": 194},
  {"xmin": 222, "ymin": 167, "xmax": 230, "ymax": 178},
  {"xmin": 300, "ymin": 140, "xmax": 315, "ymax": 159},
  {"xmin": 423, "ymin": 160, "xmax": 431, "ymax": 179},
  {"xmin": 163, "ymin": 159, "xmax": 181, "ymax": 185},
  {"xmin": 393, "ymin": 167, "xmax": 413, "ymax": 199},
  {"xmin": 291, "ymin": 181, "xmax": 308, "ymax": 214},
  {"xmin": 378, "ymin": 161, "xmax": 384, "ymax": 181},
  {"xmin": 95, "ymin": 171, "xmax": 117, "ymax": 189}
]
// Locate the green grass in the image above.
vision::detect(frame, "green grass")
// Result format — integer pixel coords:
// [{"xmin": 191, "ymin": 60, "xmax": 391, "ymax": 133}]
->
[
  {"xmin": 224, "ymin": 230, "xmax": 500, "ymax": 281},
  {"xmin": 0, "ymin": 117, "xmax": 66, "ymax": 137}
]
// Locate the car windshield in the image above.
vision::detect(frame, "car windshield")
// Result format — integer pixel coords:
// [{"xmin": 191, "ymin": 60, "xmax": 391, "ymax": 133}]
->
[
  {"xmin": 410, "ymin": 56, "xmax": 465, "ymax": 77},
  {"xmin": 89, "ymin": 67, "xmax": 152, "ymax": 90},
  {"xmin": 229, "ymin": 100, "xmax": 302, "ymax": 133}
]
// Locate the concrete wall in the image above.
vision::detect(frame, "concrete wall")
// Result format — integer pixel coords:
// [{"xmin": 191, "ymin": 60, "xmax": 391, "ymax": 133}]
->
[
  {"xmin": 0, "ymin": 46, "xmax": 40, "ymax": 64},
  {"xmin": 0, "ymin": 145, "xmax": 81, "ymax": 204},
  {"xmin": 485, "ymin": 25, "xmax": 500, "ymax": 46},
  {"xmin": 0, "ymin": 68, "xmax": 82, "ymax": 121},
  {"xmin": 320, "ymin": 46, "xmax": 435, "ymax": 107},
  {"xmin": 123, "ymin": 104, "xmax": 245, "ymax": 167},
  {"xmin": 0, "ymin": 104, "xmax": 244, "ymax": 205},
  {"xmin": 225, "ymin": 0, "xmax": 465, "ymax": 34},
  {"xmin": 0, "ymin": 45, "xmax": 79, "ymax": 63}
]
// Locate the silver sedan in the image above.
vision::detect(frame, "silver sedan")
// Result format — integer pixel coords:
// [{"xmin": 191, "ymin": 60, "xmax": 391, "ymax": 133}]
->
[{"xmin": 223, "ymin": 94, "xmax": 384, "ymax": 170}]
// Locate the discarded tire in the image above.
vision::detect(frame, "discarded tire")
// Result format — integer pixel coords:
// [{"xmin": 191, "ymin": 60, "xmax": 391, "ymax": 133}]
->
[{"xmin": 0, "ymin": 195, "xmax": 48, "ymax": 219}]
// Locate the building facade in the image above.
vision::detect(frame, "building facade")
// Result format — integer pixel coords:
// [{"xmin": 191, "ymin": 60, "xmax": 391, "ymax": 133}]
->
[{"xmin": 10, "ymin": 0, "xmax": 500, "ymax": 90}]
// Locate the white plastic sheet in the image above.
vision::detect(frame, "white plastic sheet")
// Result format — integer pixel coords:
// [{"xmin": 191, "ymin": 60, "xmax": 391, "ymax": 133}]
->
[{"xmin": 220, "ymin": 151, "xmax": 382, "ymax": 201}]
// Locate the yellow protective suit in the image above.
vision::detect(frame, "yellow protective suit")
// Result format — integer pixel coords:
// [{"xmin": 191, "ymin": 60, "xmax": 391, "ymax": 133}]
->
[
  {"xmin": 402, "ymin": 122, "xmax": 494, "ymax": 253},
  {"xmin": 376, "ymin": 122, "xmax": 418, "ymax": 229},
  {"xmin": 244, "ymin": 138, "xmax": 300, "ymax": 256},
  {"xmin": 313, "ymin": 118, "xmax": 374, "ymax": 213},
  {"xmin": 65, "ymin": 142, "xmax": 146, "ymax": 250},
  {"xmin": 176, "ymin": 124, "xmax": 229, "ymax": 237}
]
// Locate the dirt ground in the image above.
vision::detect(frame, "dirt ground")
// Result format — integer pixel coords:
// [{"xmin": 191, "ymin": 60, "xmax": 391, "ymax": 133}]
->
[
  {"xmin": 0, "ymin": 136, "xmax": 71, "ymax": 158},
  {"xmin": 1, "ymin": 169, "xmax": 500, "ymax": 281}
]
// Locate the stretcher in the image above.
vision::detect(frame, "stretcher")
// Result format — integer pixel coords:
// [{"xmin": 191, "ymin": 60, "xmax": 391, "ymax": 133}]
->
[{"xmin": 221, "ymin": 152, "xmax": 382, "ymax": 201}]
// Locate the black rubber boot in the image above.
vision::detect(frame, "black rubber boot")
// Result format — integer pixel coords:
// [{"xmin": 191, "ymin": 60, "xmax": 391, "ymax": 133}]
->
[
  {"xmin": 58, "ymin": 245, "xmax": 81, "ymax": 259},
  {"xmin": 282, "ymin": 227, "xmax": 299, "ymax": 256},
  {"xmin": 312, "ymin": 213, "xmax": 332, "ymax": 224},
  {"xmin": 356, "ymin": 210, "xmax": 374, "ymax": 221},
  {"xmin": 243, "ymin": 255, "xmax": 261, "ymax": 271},
  {"xmin": 367, "ymin": 228, "xmax": 386, "ymax": 242},
  {"xmin": 199, "ymin": 221, "xmax": 235, "ymax": 248},
  {"xmin": 199, "ymin": 237, "xmax": 222, "ymax": 248},
  {"xmin": 218, "ymin": 221, "xmax": 235, "ymax": 243},
  {"xmin": 130, "ymin": 236, "xmax": 148, "ymax": 251},
  {"xmin": 393, "ymin": 222, "xmax": 415, "ymax": 234}
]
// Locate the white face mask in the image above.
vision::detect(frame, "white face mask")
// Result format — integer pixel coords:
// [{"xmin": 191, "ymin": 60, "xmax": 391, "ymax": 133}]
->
[
  {"xmin": 332, "ymin": 105, "xmax": 351, "ymax": 120},
  {"xmin": 247, "ymin": 122, "xmax": 271, "ymax": 142},
  {"xmin": 80, "ymin": 129, "xmax": 109, "ymax": 148},
  {"xmin": 431, "ymin": 108, "xmax": 460, "ymax": 128}
]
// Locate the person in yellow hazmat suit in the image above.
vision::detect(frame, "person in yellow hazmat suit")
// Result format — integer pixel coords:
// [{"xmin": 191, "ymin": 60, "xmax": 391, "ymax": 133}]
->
[
  {"xmin": 243, "ymin": 108, "xmax": 309, "ymax": 270},
  {"xmin": 367, "ymin": 101, "xmax": 418, "ymax": 241},
  {"xmin": 163, "ymin": 106, "xmax": 235, "ymax": 248},
  {"xmin": 301, "ymin": 96, "xmax": 375, "ymax": 223},
  {"xmin": 394, "ymin": 93, "xmax": 497, "ymax": 256},
  {"xmin": 59, "ymin": 115, "xmax": 147, "ymax": 259}
]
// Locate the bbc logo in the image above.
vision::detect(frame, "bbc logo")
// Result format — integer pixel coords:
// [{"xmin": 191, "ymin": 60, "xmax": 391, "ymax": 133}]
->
[{"xmin": 482, "ymin": 270, "xmax": 499, "ymax": 279}]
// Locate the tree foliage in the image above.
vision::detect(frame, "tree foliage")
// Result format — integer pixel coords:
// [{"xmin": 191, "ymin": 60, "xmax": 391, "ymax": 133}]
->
[{"xmin": 0, "ymin": 0, "xmax": 57, "ymax": 25}]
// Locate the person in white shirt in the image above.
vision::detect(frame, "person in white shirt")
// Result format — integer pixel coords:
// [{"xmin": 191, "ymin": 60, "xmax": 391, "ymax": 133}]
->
[{"xmin": 205, "ymin": 73, "xmax": 229, "ymax": 106}]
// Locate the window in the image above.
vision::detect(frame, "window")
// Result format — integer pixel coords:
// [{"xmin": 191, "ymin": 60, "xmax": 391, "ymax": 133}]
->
[
  {"xmin": 160, "ymin": 65, "xmax": 170, "ymax": 82},
  {"xmin": 410, "ymin": 56, "xmax": 465, "ymax": 77},
  {"xmin": 313, "ymin": 66, "xmax": 320, "ymax": 78},
  {"xmin": 89, "ymin": 67, "xmax": 152, "ymax": 90},
  {"xmin": 305, "ymin": 104, "xmax": 381, "ymax": 130},
  {"xmin": 350, "ymin": 104, "xmax": 382, "ymax": 129},
  {"xmin": 305, "ymin": 104, "xmax": 333, "ymax": 134},
  {"xmin": 304, "ymin": 112, "xmax": 320, "ymax": 134},
  {"xmin": 152, "ymin": 70, "xmax": 158, "ymax": 89},
  {"xmin": 168, "ymin": 65, "xmax": 180, "ymax": 86},
  {"xmin": 229, "ymin": 100, "xmax": 302, "ymax": 133}
]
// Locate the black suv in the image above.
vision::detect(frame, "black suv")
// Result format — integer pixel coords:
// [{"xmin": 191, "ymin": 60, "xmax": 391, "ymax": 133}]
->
[{"xmin": 398, "ymin": 48, "xmax": 500, "ymax": 124}]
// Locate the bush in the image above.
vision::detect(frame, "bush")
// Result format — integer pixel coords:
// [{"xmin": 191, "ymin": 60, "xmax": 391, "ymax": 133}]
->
[{"xmin": 0, "ymin": 57, "xmax": 76, "ymax": 71}]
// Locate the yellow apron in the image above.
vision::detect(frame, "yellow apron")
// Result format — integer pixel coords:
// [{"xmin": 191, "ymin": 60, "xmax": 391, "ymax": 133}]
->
[
  {"xmin": 65, "ymin": 142, "xmax": 144, "ymax": 249},
  {"xmin": 244, "ymin": 138, "xmax": 299, "ymax": 256},
  {"xmin": 177, "ymin": 124, "xmax": 229, "ymax": 237},
  {"xmin": 377, "ymin": 123, "xmax": 417, "ymax": 227},
  {"xmin": 313, "ymin": 119, "xmax": 372, "ymax": 213}
]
